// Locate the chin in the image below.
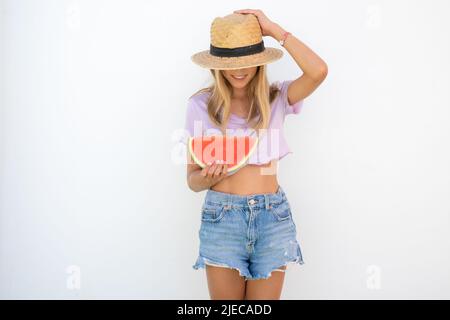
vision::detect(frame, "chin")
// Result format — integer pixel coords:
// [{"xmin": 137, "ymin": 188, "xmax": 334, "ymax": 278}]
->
[{"xmin": 231, "ymin": 81, "xmax": 249, "ymax": 88}]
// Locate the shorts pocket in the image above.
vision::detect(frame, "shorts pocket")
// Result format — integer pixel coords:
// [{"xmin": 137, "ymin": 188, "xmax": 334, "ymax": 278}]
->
[
  {"xmin": 270, "ymin": 201, "xmax": 292, "ymax": 222},
  {"xmin": 201, "ymin": 206, "xmax": 225, "ymax": 223}
]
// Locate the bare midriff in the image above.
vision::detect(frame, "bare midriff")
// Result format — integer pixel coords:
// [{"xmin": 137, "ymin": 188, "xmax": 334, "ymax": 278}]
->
[{"xmin": 211, "ymin": 159, "xmax": 279, "ymax": 195}]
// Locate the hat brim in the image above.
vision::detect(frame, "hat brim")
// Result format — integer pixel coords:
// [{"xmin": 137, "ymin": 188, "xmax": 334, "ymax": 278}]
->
[{"xmin": 191, "ymin": 47, "xmax": 283, "ymax": 70}]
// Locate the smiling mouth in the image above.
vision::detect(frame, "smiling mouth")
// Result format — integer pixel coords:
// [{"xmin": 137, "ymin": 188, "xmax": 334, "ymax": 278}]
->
[{"xmin": 231, "ymin": 74, "xmax": 248, "ymax": 80}]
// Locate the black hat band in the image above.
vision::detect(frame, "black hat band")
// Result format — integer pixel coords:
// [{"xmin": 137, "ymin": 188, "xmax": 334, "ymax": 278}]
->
[{"xmin": 209, "ymin": 40, "xmax": 265, "ymax": 58}]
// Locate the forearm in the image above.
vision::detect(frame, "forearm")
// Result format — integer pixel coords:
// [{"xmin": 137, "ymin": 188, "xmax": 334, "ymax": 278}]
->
[
  {"xmin": 269, "ymin": 23, "xmax": 328, "ymax": 80},
  {"xmin": 187, "ymin": 170, "xmax": 219, "ymax": 192}
]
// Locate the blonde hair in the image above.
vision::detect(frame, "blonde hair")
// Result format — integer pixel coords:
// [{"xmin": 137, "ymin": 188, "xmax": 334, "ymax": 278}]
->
[{"xmin": 189, "ymin": 65, "xmax": 280, "ymax": 136}]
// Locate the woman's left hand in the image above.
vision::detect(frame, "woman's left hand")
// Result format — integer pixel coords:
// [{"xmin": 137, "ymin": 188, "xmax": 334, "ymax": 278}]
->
[{"xmin": 233, "ymin": 9, "xmax": 278, "ymax": 38}]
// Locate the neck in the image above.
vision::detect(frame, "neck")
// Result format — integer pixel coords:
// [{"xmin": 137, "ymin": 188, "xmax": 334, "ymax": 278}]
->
[{"xmin": 231, "ymin": 87, "xmax": 248, "ymax": 100}]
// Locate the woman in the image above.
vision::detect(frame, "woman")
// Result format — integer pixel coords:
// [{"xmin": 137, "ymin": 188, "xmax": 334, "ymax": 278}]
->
[{"xmin": 183, "ymin": 9, "xmax": 327, "ymax": 300}]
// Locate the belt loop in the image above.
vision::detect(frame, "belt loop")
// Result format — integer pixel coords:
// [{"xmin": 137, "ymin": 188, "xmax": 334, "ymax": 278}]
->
[
  {"xmin": 226, "ymin": 194, "xmax": 232, "ymax": 210},
  {"xmin": 278, "ymin": 185, "xmax": 285, "ymax": 200},
  {"xmin": 264, "ymin": 194, "xmax": 270, "ymax": 210}
]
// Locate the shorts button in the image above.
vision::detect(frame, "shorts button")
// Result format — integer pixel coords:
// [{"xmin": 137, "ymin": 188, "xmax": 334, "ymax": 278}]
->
[{"xmin": 249, "ymin": 199, "xmax": 256, "ymax": 205}]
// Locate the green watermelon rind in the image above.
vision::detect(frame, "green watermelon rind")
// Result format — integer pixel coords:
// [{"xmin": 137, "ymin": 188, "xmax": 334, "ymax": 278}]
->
[
  {"xmin": 188, "ymin": 135, "xmax": 258, "ymax": 172},
  {"xmin": 188, "ymin": 136, "xmax": 206, "ymax": 169}
]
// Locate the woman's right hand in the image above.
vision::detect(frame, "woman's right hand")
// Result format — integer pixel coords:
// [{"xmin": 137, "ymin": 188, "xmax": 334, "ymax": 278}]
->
[
  {"xmin": 187, "ymin": 157, "xmax": 229, "ymax": 192},
  {"xmin": 200, "ymin": 160, "xmax": 228, "ymax": 185}
]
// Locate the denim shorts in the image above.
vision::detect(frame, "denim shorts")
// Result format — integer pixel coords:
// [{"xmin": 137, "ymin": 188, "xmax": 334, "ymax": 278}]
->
[{"xmin": 192, "ymin": 185, "xmax": 304, "ymax": 281}]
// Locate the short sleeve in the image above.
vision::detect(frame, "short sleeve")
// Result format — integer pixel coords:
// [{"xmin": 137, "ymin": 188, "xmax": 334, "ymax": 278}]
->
[
  {"xmin": 179, "ymin": 97, "xmax": 203, "ymax": 145},
  {"xmin": 279, "ymin": 80, "xmax": 304, "ymax": 115}
]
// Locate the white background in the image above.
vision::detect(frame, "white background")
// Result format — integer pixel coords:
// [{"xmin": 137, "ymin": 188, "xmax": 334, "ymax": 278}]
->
[{"xmin": 1, "ymin": 0, "xmax": 450, "ymax": 299}]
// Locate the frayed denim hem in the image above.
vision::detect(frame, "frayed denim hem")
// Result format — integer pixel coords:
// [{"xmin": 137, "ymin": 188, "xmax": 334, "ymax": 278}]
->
[
  {"xmin": 193, "ymin": 255, "xmax": 252, "ymax": 280},
  {"xmin": 247, "ymin": 240, "xmax": 305, "ymax": 281},
  {"xmin": 247, "ymin": 255, "xmax": 305, "ymax": 281}
]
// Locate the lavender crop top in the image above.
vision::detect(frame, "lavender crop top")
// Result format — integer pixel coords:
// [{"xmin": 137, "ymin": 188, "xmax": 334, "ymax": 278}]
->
[{"xmin": 179, "ymin": 79, "xmax": 304, "ymax": 166}]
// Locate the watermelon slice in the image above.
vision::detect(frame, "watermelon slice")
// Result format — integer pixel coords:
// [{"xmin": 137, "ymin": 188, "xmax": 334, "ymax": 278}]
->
[{"xmin": 188, "ymin": 135, "xmax": 258, "ymax": 172}]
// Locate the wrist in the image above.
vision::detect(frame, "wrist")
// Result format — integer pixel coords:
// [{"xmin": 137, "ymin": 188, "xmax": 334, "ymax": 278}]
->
[{"xmin": 269, "ymin": 23, "xmax": 286, "ymax": 41}]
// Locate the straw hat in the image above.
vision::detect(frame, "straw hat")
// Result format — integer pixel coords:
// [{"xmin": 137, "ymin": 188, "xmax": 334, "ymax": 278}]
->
[{"xmin": 191, "ymin": 13, "xmax": 283, "ymax": 70}]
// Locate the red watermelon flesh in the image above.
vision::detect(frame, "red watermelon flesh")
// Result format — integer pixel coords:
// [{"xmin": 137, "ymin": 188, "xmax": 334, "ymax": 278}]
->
[{"xmin": 188, "ymin": 135, "xmax": 258, "ymax": 172}]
